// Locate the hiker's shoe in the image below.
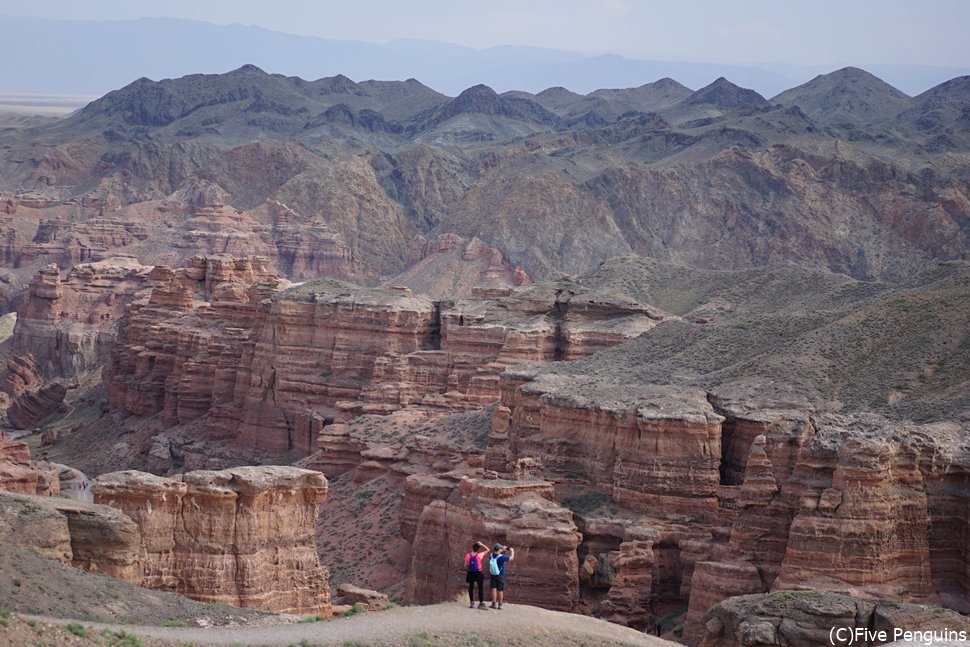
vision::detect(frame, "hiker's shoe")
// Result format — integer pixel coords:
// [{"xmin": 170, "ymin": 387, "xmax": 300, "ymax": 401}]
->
[
  {"xmin": 478, "ymin": 603, "xmax": 488, "ymax": 609},
  {"xmin": 469, "ymin": 602, "xmax": 474, "ymax": 608},
  {"xmin": 489, "ymin": 603, "xmax": 496, "ymax": 609},
  {"xmin": 497, "ymin": 604, "xmax": 503, "ymax": 610}
]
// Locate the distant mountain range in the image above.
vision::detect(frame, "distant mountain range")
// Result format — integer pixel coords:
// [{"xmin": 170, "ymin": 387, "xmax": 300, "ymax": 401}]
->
[
  {"xmin": 4, "ymin": 16, "xmax": 969, "ymax": 98},
  {"xmin": 3, "ymin": 61, "xmax": 966, "ymax": 286},
  {"xmin": 56, "ymin": 63, "xmax": 968, "ymax": 139}
]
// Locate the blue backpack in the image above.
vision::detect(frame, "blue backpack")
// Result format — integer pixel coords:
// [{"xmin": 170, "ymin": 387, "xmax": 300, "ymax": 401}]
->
[
  {"xmin": 489, "ymin": 552, "xmax": 502, "ymax": 576},
  {"xmin": 466, "ymin": 552, "xmax": 481, "ymax": 573}
]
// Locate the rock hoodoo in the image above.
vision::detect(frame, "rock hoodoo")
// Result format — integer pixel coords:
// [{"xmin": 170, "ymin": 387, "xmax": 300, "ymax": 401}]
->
[{"xmin": 94, "ymin": 466, "xmax": 332, "ymax": 615}]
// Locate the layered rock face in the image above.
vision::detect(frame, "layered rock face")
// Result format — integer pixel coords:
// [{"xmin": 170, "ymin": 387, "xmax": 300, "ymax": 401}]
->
[
  {"xmin": 105, "ymin": 254, "xmax": 288, "ymax": 456},
  {"xmin": 94, "ymin": 466, "xmax": 331, "ymax": 615},
  {"xmin": 408, "ymin": 477, "xmax": 581, "ymax": 611},
  {"xmin": 477, "ymin": 361, "xmax": 970, "ymax": 637},
  {"xmin": 773, "ymin": 424, "xmax": 934, "ymax": 598},
  {"xmin": 698, "ymin": 591, "xmax": 970, "ymax": 647},
  {"xmin": 12, "ymin": 258, "xmax": 152, "ymax": 380},
  {"xmin": 486, "ymin": 371, "xmax": 725, "ymax": 517},
  {"xmin": 105, "ymin": 271, "xmax": 660, "ymax": 461},
  {"xmin": 0, "ymin": 431, "xmax": 40, "ymax": 493}
]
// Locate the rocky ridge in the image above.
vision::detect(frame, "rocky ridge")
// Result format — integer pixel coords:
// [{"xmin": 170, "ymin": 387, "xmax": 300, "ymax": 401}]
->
[{"xmin": 1, "ymin": 66, "xmax": 967, "ymax": 289}]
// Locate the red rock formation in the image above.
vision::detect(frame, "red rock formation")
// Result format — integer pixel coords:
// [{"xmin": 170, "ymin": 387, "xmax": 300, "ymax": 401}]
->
[
  {"xmin": 94, "ymin": 466, "xmax": 331, "ymax": 615},
  {"xmin": 105, "ymin": 255, "xmax": 286, "ymax": 436},
  {"xmin": 684, "ymin": 562, "xmax": 765, "ymax": 644},
  {"xmin": 0, "ymin": 432, "xmax": 39, "ymax": 493},
  {"xmin": 408, "ymin": 477, "xmax": 581, "ymax": 612},
  {"xmin": 6, "ymin": 380, "xmax": 67, "ymax": 429},
  {"xmin": 487, "ymin": 370, "xmax": 724, "ymax": 517},
  {"xmin": 2, "ymin": 354, "xmax": 38, "ymax": 399},
  {"xmin": 105, "ymin": 272, "xmax": 658, "ymax": 463},
  {"xmin": 13, "ymin": 259, "xmax": 152, "ymax": 379},
  {"xmin": 774, "ymin": 422, "xmax": 933, "ymax": 598},
  {"xmin": 476, "ymin": 362, "xmax": 970, "ymax": 634}
]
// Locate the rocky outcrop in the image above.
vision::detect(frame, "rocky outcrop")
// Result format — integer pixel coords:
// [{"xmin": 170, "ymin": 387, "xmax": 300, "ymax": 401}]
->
[
  {"xmin": 6, "ymin": 380, "xmax": 67, "ymax": 429},
  {"xmin": 0, "ymin": 489, "xmax": 141, "ymax": 580},
  {"xmin": 773, "ymin": 424, "xmax": 934, "ymax": 598},
  {"xmin": 94, "ymin": 466, "xmax": 331, "ymax": 615},
  {"xmin": 392, "ymin": 233, "xmax": 533, "ymax": 298},
  {"xmin": 486, "ymin": 371, "xmax": 724, "ymax": 517},
  {"xmin": 698, "ymin": 591, "xmax": 970, "ymax": 647},
  {"xmin": 408, "ymin": 477, "xmax": 581, "ymax": 611},
  {"xmin": 0, "ymin": 432, "xmax": 40, "ymax": 493},
  {"xmin": 105, "ymin": 254, "xmax": 288, "ymax": 456},
  {"xmin": 12, "ymin": 258, "xmax": 152, "ymax": 379},
  {"xmin": 335, "ymin": 583, "xmax": 391, "ymax": 611}
]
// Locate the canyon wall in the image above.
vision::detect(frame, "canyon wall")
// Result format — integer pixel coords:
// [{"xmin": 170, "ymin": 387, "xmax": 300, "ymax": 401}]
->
[
  {"xmin": 12, "ymin": 259, "xmax": 152, "ymax": 380},
  {"xmin": 459, "ymin": 366, "xmax": 970, "ymax": 637},
  {"xmin": 105, "ymin": 266, "xmax": 662, "ymax": 462},
  {"xmin": 0, "ymin": 432, "xmax": 42, "ymax": 493},
  {"xmin": 408, "ymin": 477, "xmax": 582, "ymax": 611}
]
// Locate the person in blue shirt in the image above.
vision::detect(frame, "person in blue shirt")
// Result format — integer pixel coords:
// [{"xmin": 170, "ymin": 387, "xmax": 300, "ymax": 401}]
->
[{"xmin": 488, "ymin": 543, "xmax": 515, "ymax": 609}]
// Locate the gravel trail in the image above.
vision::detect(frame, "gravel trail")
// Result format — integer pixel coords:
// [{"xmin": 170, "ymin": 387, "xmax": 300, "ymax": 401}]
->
[{"xmin": 31, "ymin": 602, "xmax": 675, "ymax": 646}]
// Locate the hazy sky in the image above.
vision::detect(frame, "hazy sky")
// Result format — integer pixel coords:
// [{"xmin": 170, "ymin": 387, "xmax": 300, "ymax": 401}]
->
[{"xmin": 6, "ymin": 0, "xmax": 970, "ymax": 68}]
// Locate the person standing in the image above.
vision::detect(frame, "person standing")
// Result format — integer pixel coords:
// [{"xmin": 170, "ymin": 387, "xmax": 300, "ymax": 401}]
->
[
  {"xmin": 464, "ymin": 541, "xmax": 489, "ymax": 609},
  {"xmin": 488, "ymin": 543, "xmax": 514, "ymax": 609}
]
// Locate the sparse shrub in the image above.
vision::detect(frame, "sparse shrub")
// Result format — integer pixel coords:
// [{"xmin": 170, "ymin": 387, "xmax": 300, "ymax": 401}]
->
[
  {"xmin": 340, "ymin": 603, "xmax": 367, "ymax": 618},
  {"xmin": 67, "ymin": 622, "xmax": 88, "ymax": 637},
  {"xmin": 409, "ymin": 632, "xmax": 434, "ymax": 647},
  {"xmin": 102, "ymin": 629, "xmax": 143, "ymax": 646},
  {"xmin": 299, "ymin": 614, "xmax": 328, "ymax": 623},
  {"xmin": 162, "ymin": 619, "xmax": 187, "ymax": 627}
]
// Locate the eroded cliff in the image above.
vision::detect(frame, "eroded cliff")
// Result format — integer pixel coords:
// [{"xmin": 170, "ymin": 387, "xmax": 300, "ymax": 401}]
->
[{"xmin": 94, "ymin": 466, "xmax": 331, "ymax": 614}]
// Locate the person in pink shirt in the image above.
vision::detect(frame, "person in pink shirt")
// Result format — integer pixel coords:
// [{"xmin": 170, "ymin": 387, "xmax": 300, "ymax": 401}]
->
[{"xmin": 464, "ymin": 541, "xmax": 489, "ymax": 609}]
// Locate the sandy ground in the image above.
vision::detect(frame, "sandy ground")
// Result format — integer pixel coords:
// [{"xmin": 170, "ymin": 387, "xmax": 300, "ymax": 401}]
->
[{"xmin": 29, "ymin": 602, "xmax": 677, "ymax": 647}]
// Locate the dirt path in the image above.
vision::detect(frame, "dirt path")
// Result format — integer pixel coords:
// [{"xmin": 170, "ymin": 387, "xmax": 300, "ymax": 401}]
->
[{"xmin": 32, "ymin": 602, "xmax": 676, "ymax": 646}]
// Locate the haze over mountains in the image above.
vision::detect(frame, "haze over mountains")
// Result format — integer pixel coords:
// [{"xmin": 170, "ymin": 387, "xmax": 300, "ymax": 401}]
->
[{"xmin": 3, "ymin": 16, "xmax": 970, "ymax": 98}]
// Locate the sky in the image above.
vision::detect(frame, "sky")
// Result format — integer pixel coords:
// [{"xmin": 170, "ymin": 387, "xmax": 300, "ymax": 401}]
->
[{"xmin": 5, "ymin": 0, "xmax": 970, "ymax": 68}]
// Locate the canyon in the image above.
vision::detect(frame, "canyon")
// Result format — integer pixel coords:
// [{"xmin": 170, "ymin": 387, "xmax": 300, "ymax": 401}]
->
[{"xmin": 0, "ymin": 63, "xmax": 968, "ymax": 644}]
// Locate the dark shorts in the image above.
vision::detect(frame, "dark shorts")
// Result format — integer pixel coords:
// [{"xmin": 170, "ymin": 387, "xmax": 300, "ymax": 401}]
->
[
  {"xmin": 466, "ymin": 571, "xmax": 484, "ymax": 584},
  {"xmin": 489, "ymin": 574, "xmax": 505, "ymax": 591}
]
